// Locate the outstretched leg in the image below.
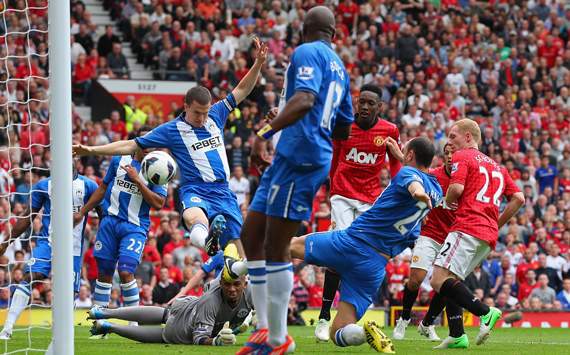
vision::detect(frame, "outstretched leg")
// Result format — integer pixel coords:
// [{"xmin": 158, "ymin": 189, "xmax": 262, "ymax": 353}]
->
[
  {"xmin": 93, "ymin": 306, "xmax": 166, "ymax": 325},
  {"xmin": 107, "ymin": 323, "xmax": 165, "ymax": 343}
]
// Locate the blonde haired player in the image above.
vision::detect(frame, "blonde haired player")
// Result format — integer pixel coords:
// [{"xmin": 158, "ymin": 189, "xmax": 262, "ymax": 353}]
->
[{"xmin": 430, "ymin": 119, "xmax": 524, "ymax": 346}]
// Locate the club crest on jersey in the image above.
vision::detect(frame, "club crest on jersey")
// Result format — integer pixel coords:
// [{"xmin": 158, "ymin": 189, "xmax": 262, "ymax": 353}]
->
[
  {"xmin": 374, "ymin": 136, "xmax": 385, "ymax": 146},
  {"xmin": 451, "ymin": 163, "xmax": 459, "ymax": 173},
  {"xmin": 190, "ymin": 196, "xmax": 202, "ymax": 203},
  {"xmin": 346, "ymin": 147, "xmax": 378, "ymax": 164},
  {"xmin": 297, "ymin": 66, "xmax": 314, "ymax": 80},
  {"xmin": 237, "ymin": 309, "xmax": 249, "ymax": 318},
  {"xmin": 95, "ymin": 241, "xmax": 102, "ymax": 251},
  {"xmin": 190, "ymin": 136, "xmax": 222, "ymax": 152},
  {"xmin": 412, "ymin": 255, "xmax": 420, "ymax": 263}
]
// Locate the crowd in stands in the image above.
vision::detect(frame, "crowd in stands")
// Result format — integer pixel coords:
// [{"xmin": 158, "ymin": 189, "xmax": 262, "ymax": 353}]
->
[{"xmin": 1, "ymin": 0, "xmax": 570, "ymax": 320}]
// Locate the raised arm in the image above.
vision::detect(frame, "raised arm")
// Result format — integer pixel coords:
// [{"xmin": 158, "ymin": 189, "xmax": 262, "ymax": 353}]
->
[
  {"xmin": 231, "ymin": 38, "xmax": 268, "ymax": 104},
  {"xmin": 73, "ymin": 140, "xmax": 139, "ymax": 157}
]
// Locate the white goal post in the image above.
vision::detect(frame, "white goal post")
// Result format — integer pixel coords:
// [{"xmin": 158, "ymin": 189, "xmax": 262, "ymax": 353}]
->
[{"xmin": 47, "ymin": 0, "xmax": 74, "ymax": 354}]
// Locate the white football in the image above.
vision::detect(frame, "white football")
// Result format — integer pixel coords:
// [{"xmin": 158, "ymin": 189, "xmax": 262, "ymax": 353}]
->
[{"xmin": 141, "ymin": 151, "xmax": 177, "ymax": 185}]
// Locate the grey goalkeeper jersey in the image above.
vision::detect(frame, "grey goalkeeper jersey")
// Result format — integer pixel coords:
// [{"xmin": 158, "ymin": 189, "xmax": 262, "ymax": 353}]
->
[{"xmin": 162, "ymin": 281, "xmax": 253, "ymax": 344}]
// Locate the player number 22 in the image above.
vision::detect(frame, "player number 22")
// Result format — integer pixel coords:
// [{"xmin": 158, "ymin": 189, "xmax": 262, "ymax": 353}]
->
[
  {"xmin": 127, "ymin": 238, "xmax": 144, "ymax": 254},
  {"xmin": 475, "ymin": 166, "xmax": 504, "ymax": 206},
  {"xmin": 321, "ymin": 81, "xmax": 343, "ymax": 131}
]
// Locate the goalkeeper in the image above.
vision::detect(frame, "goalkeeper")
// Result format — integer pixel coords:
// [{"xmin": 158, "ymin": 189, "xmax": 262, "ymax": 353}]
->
[{"xmin": 88, "ymin": 274, "xmax": 253, "ymax": 346}]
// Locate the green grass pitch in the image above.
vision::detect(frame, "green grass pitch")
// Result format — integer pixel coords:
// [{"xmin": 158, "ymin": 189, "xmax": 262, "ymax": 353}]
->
[{"xmin": 3, "ymin": 326, "xmax": 569, "ymax": 354}]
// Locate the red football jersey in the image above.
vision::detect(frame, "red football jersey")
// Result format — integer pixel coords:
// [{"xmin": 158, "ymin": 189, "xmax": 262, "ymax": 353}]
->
[
  {"xmin": 421, "ymin": 166, "xmax": 455, "ymax": 244},
  {"xmin": 449, "ymin": 148, "xmax": 520, "ymax": 248},
  {"xmin": 330, "ymin": 119, "xmax": 400, "ymax": 204}
]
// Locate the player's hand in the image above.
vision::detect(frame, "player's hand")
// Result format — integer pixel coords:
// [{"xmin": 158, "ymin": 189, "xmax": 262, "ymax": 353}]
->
[
  {"xmin": 72, "ymin": 144, "xmax": 92, "ymax": 157},
  {"xmin": 251, "ymin": 136, "xmax": 271, "ymax": 172},
  {"xmin": 442, "ymin": 199, "xmax": 458, "ymax": 210},
  {"xmin": 121, "ymin": 165, "xmax": 140, "ymax": 182},
  {"xmin": 73, "ymin": 212, "xmax": 84, "ymax": 227},
  {"xmin": 385, "ymin": 137, "xmax": 404, "ymax": 162},
  {"xmin": 413, "ymin": 191, "xmax": 432, "ymax": 209},
  {"xmin": 233, "ymin": 310, "xmax": 253, "ymax": 335},
  {"xmin": 213, "ymin": 322, "xmax": 236, "ymax": 346},
  {"xmin": 263, "ymin": 107, "xmax": 279, "ymax": 123},
  {"xmin": 252, "ymin": 36, "xmax": 268, "ymax": 65}
]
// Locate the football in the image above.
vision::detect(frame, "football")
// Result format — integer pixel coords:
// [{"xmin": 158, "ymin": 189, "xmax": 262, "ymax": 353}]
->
[{"xmin": 141, "ymin": 151, "xmax": 177, "ymax": 185}]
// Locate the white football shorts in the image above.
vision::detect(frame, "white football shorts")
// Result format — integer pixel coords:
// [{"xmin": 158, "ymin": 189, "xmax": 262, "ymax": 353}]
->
[
  {"xmin": 330, "ymin": 194, "xmax": 372, "ymax": 230},
  {"xmin": 433, "ymin": 231, "xmax": 491, "ymax": 280}
]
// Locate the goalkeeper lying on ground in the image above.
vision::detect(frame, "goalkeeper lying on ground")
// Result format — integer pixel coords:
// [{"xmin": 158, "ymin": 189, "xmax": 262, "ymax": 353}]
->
[{"xmin": 88, "ymin": 273, "xmax": 253, "ymax": 346}]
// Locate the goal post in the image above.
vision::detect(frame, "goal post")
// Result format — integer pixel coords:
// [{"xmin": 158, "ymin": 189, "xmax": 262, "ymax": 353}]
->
[{"xmin": 47, "ymin": 0, "xmax": 74, "ymax": 353}]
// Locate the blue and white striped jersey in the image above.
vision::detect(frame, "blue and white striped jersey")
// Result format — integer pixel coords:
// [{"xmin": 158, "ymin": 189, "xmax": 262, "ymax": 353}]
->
[
  {"xmin": 101, "ymin": 155, "xmax": 167, "ymax": 230},
  {"xmin": 31, "ymin": 175, "xmax": 98, "ymax": 257},
  {"xmin": 134, "ymin": 94, "xmax": 237, "ymax": 185},
  {"xmin": 274, "ymin": 40, "xmax": 353, "ymax": 168}
]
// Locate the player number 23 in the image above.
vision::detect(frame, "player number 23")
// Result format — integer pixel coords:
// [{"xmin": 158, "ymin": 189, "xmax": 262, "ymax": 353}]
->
[
  {"xmin": 127, "ymin": 238, "xmax": 144, "ymax": 254},
  {"xmin": 475, "ymin": 166, "xmax": 504, "ymax": 206}
]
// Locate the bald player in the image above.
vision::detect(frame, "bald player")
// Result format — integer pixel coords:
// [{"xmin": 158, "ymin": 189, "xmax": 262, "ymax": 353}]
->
[{"xmin": 239, "ymin": 6, "xmax": 353, "ymax": 355}]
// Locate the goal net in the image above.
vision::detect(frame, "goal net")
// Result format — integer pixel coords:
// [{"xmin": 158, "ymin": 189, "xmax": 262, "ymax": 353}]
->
[{"xmin": 0, "ymin": 0, "xmax": 53, "ymax": 353}]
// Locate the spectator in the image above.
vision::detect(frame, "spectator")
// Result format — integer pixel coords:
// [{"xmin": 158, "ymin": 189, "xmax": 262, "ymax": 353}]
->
[
  {"xmin": 97, "ymin": 25, "xmax": 121, "ymax": 58},
  {"xmin": 466, "ymin": 265, "xmax": 493, "ymax": 297},
  {"xmin": 74, "ymin": 23, "xmax": 94, "ymax": 53},
  {"xmin": 75, "ymin": 285, "xmax": 93, "ymax": 308},
  {"xmin": 535, "ymin": 253, "xmax": 563, "ymax": 291},
  {"xmin": 226, "ymin": 136, "xmax": 248, "ymax": 171},
  {"xmin": 210, "ymin": 29, "xmax": 235, "ymax": 62},
  {"xmin": 140, "ymin": 284, "xmax": 154, "ymax": 306},
  {"xmin": 171, "ymin": 237, "xmax": 203, "ymax": 271},
  {"xmin": 72, "ymin": 53, "xmax": 94, "ymax": 104},
  {"xmin": 556, "ymin": 278, "xmax": 570, "ymax": 309},
  {"xmin": 165, "ymin": 47, "xmax": 185, "ymax": 80},
  {"xmin": 530, "ymin": 274, "xmax": 557, "ymax": 306},
  {"xmin": 107, "ymin": 42, "xmax": 129, "ymax": 79},
  {"xmin": 518, "ymin": 269, "xmax": 539, "ymax": 301},
  {"xmin": 229, "ymin": 166, "xmax": 250, "ymax": 208},
  {"xmin": 536, "ymin": 156, "xmax": 559, "ymax": 193},
  {"xmin": 123, "ymin": 95, "xmax": 148, "ymax": 132},
  {"xmin": 152, "ymin": 267, "xmax": 180, "ymax": 306}
]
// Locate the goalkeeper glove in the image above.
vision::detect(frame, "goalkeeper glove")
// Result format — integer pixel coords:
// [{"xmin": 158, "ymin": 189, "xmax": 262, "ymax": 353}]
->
[
  {"xmin": 233, "ymin": 310, "xmax": 254, "ymax": 335},
  {"xmin": 213, "ymin": 322, "xmax": 236, "ymax": 346}
]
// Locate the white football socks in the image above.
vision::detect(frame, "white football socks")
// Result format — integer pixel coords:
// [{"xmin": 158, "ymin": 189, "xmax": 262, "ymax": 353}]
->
[
  {"xmin": 334, "ymin": 324, "xmax": 366, "ymax": 347},
  {"xmin": 189, "ymin": 223, "xmax": 209, "ymax": 249},
  {"xmin": 4, "ymin": 284, "xmax": 31, "ymax": 332},
  {"xmin": 247, "ymin": 260, "xmax": 268, "ymax": 329},
  {"xmin": 267, "ymin": 262, "xmax": 293, "ymax": 346},
  {"xmin": 93, "ymin": 280, "xmax": 112, "ymax": 307},
  {"xmin": 120, "ymin": 279, "xmax": 140, "ymax": 307}
]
